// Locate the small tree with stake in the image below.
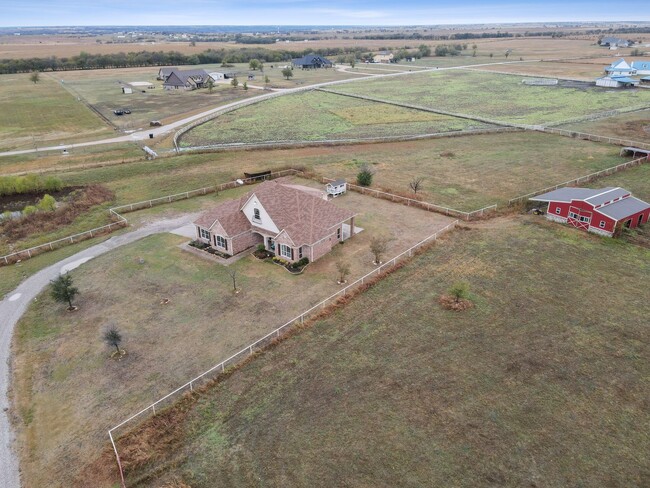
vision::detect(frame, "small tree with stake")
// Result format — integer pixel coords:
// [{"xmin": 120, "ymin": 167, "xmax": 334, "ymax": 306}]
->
[
  {"xmin": 336, "ymin": 260, "xmax": 351, "ymax": 284},
  {"xmin": 228, "ymin": 268, "xmax": 239, "ymax": 293},
  {"xmin": 370, "ymin": 236, "xmax": 389, "ymax": 265},
  {"xmin": 103, "ymin": 327, "xmax": 123, "ymax": 356},
  {"xmin": 449, "ymin": 281, "xmax": 470, "ymax": 303},
  {"xmin": 50, "ymin": 273, "xmax": 78, "ymax": 311}
]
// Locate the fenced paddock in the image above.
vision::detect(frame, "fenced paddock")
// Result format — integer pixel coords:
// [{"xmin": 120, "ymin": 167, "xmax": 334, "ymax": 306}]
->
[
  {"xmin": 107, "ymin": 219, "xmax": 458, "ymax": 487},
  {"xmin": 508, "ymin": 156, "xmax": 648, "ymax": 205}
]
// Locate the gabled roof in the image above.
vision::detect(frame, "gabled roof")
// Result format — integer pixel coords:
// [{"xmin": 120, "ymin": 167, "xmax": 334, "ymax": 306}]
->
[
  {"xmin": 530, "ymin": 187, "xmax": 611, "ymax": 203},
  {"xmin": 159, "ymin": 67, "xmax": 178, "ymax": 76},
  {"xmin": 631, "ymin": 60, "xmax": 650, "ymax": 70},
  {"xmin": 610, "ymin": 76, "xmax": 638, "ymax": 83},
  {"xmin": 328, "ymin": 179, "xmax": 346, "ymax": 186},
  {"xmin": 597, "ymin": 196, "xmax": 650, "ymax": 221},
  {"xmin": 292, "ymin": 54, "xmax": 332, "ymax": 66},
  {"xmin": 194, "ymin": 180, "xmax": 356, "ymax": 246},
  {"xmin": 584, "ymin": 188, "xmax": 629, "ymax": 206},
  {"xmin": 162, "ymin": 71, "xmax": 187, "ymax": 87},
  {"xmin": 163, "ymin": 69, "xmax": 211, "ymax": 87}
]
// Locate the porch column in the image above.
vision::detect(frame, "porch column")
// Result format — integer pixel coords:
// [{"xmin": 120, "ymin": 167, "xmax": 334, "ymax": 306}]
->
[{"xmin": 349, "ymin": 217, "xmax": 355, "ymax": 237}]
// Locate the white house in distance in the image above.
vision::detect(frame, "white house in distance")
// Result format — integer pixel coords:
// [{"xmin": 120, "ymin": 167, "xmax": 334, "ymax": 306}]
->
[
  {"xmin": 373, "ymin": 51, "xmax": 394, "ymax": 63},
  {"xmin": 631, "ymin": 60, "xmax": 650, "ymax": 75},
  {"xmin": 604, "ymin": 58, "xmax": 636, "ymax": 76}
]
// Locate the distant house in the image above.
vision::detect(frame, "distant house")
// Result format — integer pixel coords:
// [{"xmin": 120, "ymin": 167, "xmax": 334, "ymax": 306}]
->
[
  {"xmin": 162, "ymin": 69, "xmax": 213, "ymax": 90},
  {"xmin": 373, "ymin": 51, "xmax": 394, "ymax": 63},
  {"xmin": 600, "ymin": 37, "xmax": 631, "ymax": 48},
  {"xmin": 292, "ymin": 54, "xmax": 333, "ymax": 69},
  {"xmin": 530, "ymin": 187, "xmax": 650, "ymax": 237},
  {"xmin": 631, "ymin": 60, "xmax": 650, "ymax": 75},
  {"xmin": 158, "ymin": 67, "xmax": 178, "ymax": 81},
  {"xmin": 208, "ymin": 71, "xmax": 232, "ymax": 80},
  {"xmin": 193, "ymin": 179, "xmax": 357, "ymax": 262},
  {"xmin": 595, "ymin": 75, "xmax": 639, "ymax": 88},
  {"xmin": 604, "ymin": 58, "xmax": 637, "ymax": 76}
]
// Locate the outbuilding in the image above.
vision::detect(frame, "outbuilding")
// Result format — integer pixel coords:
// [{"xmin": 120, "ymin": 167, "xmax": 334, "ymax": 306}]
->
[
  {"xmin": 596, "ymin": 75, "xmax": 639, "ymax": 88},
  {"xmin": 326, "ymin": 179, "xmax": 347, "ymax": 197},
  {"xmin": 530, "ymin": 186, "xmax": 650, "ymax": 237}
]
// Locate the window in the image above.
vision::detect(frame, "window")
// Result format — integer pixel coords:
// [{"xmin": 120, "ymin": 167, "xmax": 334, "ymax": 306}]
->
[
  {"xmin": 599, "ymin": 221, "xmax": 606, "ymax": 228},
  {"xmin": 253, "ymin": 208, "xmax": 261, "ymax": 222},
  {"xmin": 579, "ymin": 215, "xmax": 590, "ymax": 223},
  {"xmin": 280, "ymin": 244, "xmax": 293, "ymax": 259},
  {"xmin": 337, "ymin": 227, "xmax": 342, "ymax": 240},
  {"xmin": 555, "ymin": 207, "xmax": 561, "ymax": 214},
  {"xmin": 298, "ymin": 247, "xmax": 303, "ymax": 259},
  {"xmin": 215, "ymin": 235, "xmax": 228, "ymax": 250},
  {"xmin": 199, "ymin": 227, "xmax": 210, "ymax": 240}
]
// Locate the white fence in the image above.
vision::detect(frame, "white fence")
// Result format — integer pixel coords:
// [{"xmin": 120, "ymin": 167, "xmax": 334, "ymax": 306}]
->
[
  {"xmin": 540, "ymin": 127, "xmax": 650, "ymax": 150},
  {"xmin": 107, "ymin": 219, "xmax": 458, "ymax": 487},
  {"xmin": 508, "ymin": 156, "xmax": 648, "ymax": 205}
]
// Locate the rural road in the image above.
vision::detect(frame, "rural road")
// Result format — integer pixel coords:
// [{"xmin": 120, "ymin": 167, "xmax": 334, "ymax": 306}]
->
[
  {"xmin": 0, "ymin": 59, "xmax": 539, "ymax": 158},
  {"xmin": 0, "ymin": 214, "xmax": 199, "ymax": 488}
]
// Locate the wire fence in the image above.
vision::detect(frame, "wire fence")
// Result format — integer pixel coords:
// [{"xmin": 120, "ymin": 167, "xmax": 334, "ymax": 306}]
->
[
  {"xmin": 107, "ymin": 219, "xmax": 458, "ymax": 487},
  {"xmin": 507, "ymin": 156, "xmax": 648, "ymax": 205}
]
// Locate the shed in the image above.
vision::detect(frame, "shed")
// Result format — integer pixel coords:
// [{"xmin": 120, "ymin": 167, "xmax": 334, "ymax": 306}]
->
[
  {"xmin": 326, "ymin": 179, "xmax": 347, "ymax": 197},
  {"xmin": 121, "ymin": 86, "xmax": 133, "ymax": 94},
  {"xmin": 595, "ymin": 76, "xmax": 639, "ymax": 88},
  {"xmin": 530, "ymin": 186, "xmax": 650, "ymax": 237}
]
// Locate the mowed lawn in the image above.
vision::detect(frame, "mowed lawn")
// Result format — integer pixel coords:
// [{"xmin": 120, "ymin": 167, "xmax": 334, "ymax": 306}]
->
[
  {"xmin": 179, "ymin": 90, "xmax": 493, "ymax": 147},
  {"xmin": 114, "ymin": 218, "xmax": 650, "ymax": 488},
  {"xmin": 11, "ymin": 187, "xmax": 454, "ymax": 487},
  {"xmin": 332, "ymin": 69, "xmax": 650, "ymax": 125},
  {"xmin": 0, "ymin": 73, "xmax": 114, "ymax": 151},
  {"xmin": 560, "ymin": 109, "xmax": 650, "ymax": 145}
]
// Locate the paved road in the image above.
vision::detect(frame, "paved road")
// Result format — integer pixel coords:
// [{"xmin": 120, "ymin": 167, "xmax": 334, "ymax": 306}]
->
[
  {"xmin": 0, "ymin": 60, "xmax": 538, "ymax": 159},
  {"xmin": 0, "ymin": 215, "xmax": 198, "ymax": 488}
]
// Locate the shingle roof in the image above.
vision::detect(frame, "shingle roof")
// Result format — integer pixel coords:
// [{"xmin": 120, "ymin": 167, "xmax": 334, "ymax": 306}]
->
[
  {"xmin": 292, "ymin": 54, "xmax": 332, "ymax": 66},
  {"xmin": 194, "ymin": 180, "xmax": 355, "ymax": 246},
  {"xmin": 597, "ymin": 196, "xmax": 650, "ymax": 220}
]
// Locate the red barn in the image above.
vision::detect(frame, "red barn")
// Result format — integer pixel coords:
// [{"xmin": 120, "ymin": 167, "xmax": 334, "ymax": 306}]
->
[{"xmin": 530, "ymin": 187, "xmax": 650, "ymax": 237}]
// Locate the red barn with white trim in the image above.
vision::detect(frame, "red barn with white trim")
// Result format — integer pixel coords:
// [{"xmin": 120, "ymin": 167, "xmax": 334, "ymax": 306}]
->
[{"xmin": 530, "ymin": 187, "xmax": 650, "ymax": 237}]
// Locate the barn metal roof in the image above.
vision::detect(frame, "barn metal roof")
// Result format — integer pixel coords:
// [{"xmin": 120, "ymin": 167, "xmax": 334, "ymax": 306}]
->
[
  {"xmin": 597, "ymin": 196, "xmax": 650, "ymax": 221},
  {"xmin": 585, "ymin": 187, "xmax": 629, "ymax": 206},
  {"xmin": 530, "ymin": 187, "xmax": 613, "ymax": 203}
]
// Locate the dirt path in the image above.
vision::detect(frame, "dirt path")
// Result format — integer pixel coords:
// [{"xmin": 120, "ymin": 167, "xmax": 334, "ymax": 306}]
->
[{"xmin": 0, "ymin": 214, "xmax": 199, "ymax": 488}]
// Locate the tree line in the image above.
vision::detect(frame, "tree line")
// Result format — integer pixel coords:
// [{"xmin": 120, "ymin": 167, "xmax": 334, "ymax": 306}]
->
[{"xmin": 0, "ymin": 46, "xmax": 367, "ymax": 74}]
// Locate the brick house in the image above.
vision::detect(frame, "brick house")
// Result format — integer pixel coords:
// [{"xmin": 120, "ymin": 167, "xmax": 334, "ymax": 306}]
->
[
  {"xmin": 530, "ymin": 187, "xmax": 650, "ymax": 237},
  {"xmin": 194, "ymin": 180, "xmax": 357, "ymax": 262}
]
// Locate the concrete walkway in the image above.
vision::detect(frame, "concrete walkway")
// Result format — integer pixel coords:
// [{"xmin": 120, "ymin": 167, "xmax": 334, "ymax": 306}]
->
[{"xmin": 0, "ymin": 214, "xmax": 197, "ymax": 488}]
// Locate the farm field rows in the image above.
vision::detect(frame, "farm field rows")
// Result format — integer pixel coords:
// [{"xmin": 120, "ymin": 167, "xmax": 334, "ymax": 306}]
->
[
  {"xmin": 331, "ymin": 69, "xmax": 650, "ymax": 125},
  {"xmin": 559, "ymin": 109, "xmax": 650, "ymax": 144},
  {"xmin": 113, "ymin": 218, "xmax": 650, "ymax": 488},
  {"xmin": 179, "ymin": 90, "xmax": 494, "ymax": 147},
  {"xmin": 10, "ymin": 183, "xmax": 454, "ymax": 487},
  {"xmin": 0, "ymin": 73, "xmax": 114, "ymax": 151}
]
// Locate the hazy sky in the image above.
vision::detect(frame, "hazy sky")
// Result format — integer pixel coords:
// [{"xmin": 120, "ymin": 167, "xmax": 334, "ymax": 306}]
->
[{"xmin": 3, "ymin": 1, "xmax": 649, "ymax": 27}]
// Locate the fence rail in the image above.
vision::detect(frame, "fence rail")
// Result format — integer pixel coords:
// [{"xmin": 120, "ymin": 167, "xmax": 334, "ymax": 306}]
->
[
  {"xmin": 508, "ymin": 156, "xmax": 648, "ymax": 205},
  {"xmin": 107, "ymin": 219, "xmax": 458, "ymax": 486},
  {"xmin": 540, "ymin": 127, "xmax": 650, "ymax": 150}
]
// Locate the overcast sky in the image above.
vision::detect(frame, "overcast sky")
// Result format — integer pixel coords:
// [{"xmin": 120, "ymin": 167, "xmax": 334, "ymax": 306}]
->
[{"xmin": 3, "ymin": 1, "xmax": 649, "ymax": 27}]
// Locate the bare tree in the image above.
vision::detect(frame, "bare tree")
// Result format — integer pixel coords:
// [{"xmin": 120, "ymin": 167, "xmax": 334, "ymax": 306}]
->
[
  {"xmin": 370, "ymin": 237, "xmax": 389, "ymax": 265},
  {"xmin": 409, "ymin": 177, "xmax": 425, "ymax": 194},
  {"xmin": 227, "ymin": 268, "xmax": 239, "ymax": 292},
  {"xmin": 336, "ymin": 260, "xmax": 351, "ymax": 284}
]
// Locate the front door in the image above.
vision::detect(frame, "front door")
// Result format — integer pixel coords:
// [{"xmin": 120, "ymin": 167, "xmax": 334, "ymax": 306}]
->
[{"xmin": 267, "ymin": 237, "xmax": 275, "ymax": 252}]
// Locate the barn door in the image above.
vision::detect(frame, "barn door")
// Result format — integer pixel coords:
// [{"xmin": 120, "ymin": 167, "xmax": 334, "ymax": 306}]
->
[{"xmin": 567, "ymin": 206, "xmax": 591, "ymax": 231}]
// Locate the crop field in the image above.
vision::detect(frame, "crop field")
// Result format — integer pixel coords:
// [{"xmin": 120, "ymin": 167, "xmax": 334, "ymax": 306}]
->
[
  {"xmin": 0, "ymin": 73, "xmax": 114, "ymax": 151},
  {"xmin": 110, "ymin": 218, "xmax": 650, "ymax": 488},
  {"xmin": 180, "ymin": 90, "xmax": 494, "ymax": 147},
  {"xmin": 471, "ymin": 60, "xmax": 609, "ymax": 79},
  {"xmin": 560, "ymin": 109, "xmax": 650, "ymax": 144},
  {"xmin": 332, "ymin": 69, "xmax": 650, "ymax": 125},
  {"xmin": 10, "ymin": 184, "xmax": 454, "ymax": 487}
]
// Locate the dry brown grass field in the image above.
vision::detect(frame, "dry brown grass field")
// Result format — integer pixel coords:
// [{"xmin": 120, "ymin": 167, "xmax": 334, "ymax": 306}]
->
[
  {"xmin": 560, "ymin": 109, "xmax": 650, "ymax": 144},
  {"xmin": 10, "ymin": 180, "xmax": 455, "ymax": 487},
  {"xmin": 108, "ymin": 216, "xmax": 650, "ymax": 488}
]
